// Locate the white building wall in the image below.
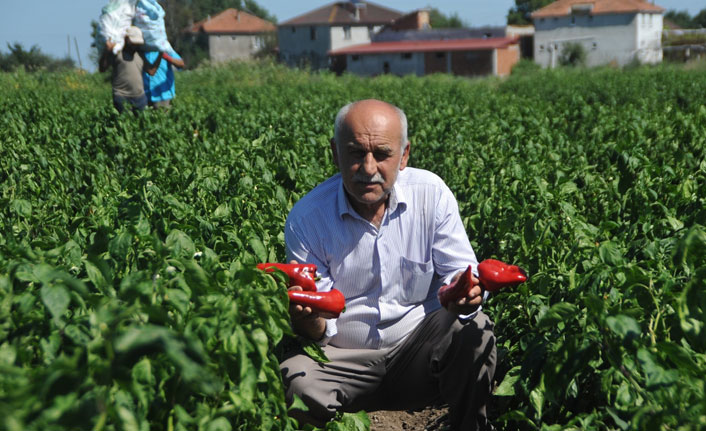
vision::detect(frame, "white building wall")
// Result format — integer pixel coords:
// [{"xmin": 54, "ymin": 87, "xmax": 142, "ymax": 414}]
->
[
  {"xmin": 346, "ymin": 52, "xmax": 424, "ymax": 76},
  {"xmin": 330, "ymin": 25, "xmax": 382, "ymax": 51},
  {"xmin": 208, "ymin": 34, "xmax": 264, "ymax": 62},
  {"xmin": 533, "ymin": 13, "xmax": 661, "ymax": 68},
  {"xmin": 635, "ymin": 13, "xmax": 663, "ymax": 64},
  {"xmin": 277, "ymin": 25, "xmax": 332, "ymax": 69}
]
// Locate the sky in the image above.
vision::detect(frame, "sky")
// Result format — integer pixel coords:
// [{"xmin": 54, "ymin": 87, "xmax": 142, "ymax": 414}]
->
[{"xmin": 0, "ymin": 0, "xmax": 702, "ymax": 72}]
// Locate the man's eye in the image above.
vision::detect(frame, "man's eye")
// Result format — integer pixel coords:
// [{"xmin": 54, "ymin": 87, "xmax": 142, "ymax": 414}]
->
[{"xmin": 374, "ymin": 152, "xmax": 390, "ymax": 161}]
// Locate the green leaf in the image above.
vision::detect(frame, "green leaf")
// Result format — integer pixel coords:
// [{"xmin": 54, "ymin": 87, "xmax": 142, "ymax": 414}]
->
[
  {"xmin": 40, "ymin": 284, "xmax": 70, "ymax": 324},
  {"xmin": 495, "ymin": 365, "xmax": 521, "ymax": 396},
  {"xmin": 536, "ymin": 302, "xmax": 577, "ymax": 330},
  {"xmin": 606, "ymin": 315, "xmax": 640, "ymax": 341},
  {"xmin": 599, "ymin": 241, "xmax": 624, "ymax": 266},
  {"xmin": 325, "ymin": 411, "xmax": 370, "ymax": 431},
  {"xmin": 166, "ymin": 230, "xmax": 196, "ymax": 257},
  {"xmin": 301, "ymin": 338, "xmax": 330, "ymax": 363},
  {"xmin": 11, "ymin": 199, "xmax": 32, "ymax": 217},
  {"xmin": 248, "ymin": 237, "xmax": 268, "ymax": 263},
  {"xmin": 109, "ymin": 231, "xmax": 133, "ymax": 261}
]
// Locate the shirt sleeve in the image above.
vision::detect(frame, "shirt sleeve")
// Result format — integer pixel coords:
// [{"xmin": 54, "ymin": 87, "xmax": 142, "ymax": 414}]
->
[
  {"xmin": 284, "ymin": 215, "xmax": 338, "ymax": 345},
  {"xmin": 432, "ymin": 182, "xmax": 486, "ymax": 320},
  {"xmin": 432, "ymin": 182, "xmax": 479, "ymax": 283}
]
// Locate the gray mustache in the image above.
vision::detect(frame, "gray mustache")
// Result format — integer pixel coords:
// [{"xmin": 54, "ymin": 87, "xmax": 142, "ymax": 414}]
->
[{"xmin": 353, "ymin": 173, "xmax": 384, "ymax": 184}]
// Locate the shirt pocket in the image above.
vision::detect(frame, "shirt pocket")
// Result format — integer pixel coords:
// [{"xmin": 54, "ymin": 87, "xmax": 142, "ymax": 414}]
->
[{"xmin": 399, "ymin": 256, "xmax": 434, "ymax": 304}]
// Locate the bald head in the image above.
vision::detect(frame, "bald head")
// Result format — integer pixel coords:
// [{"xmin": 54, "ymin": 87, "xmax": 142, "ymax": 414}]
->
[{"xmin": 334, "ymin": 99, "xmax": 408, "ymax": 151}]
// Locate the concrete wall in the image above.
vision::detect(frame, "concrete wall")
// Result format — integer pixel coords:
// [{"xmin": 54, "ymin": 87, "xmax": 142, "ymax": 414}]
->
[
  {"xmin": 346, "ymin": 52, "xmax": 424, "ymax": 76},
  {"xmin": 208, "ymin": 34, "xmax": 265, "ymax": 62},
  {"xmin": 330, "ymin": 25, "xmax": 381, "ymax": 51},
  {"xmin": 277, "ymin": 25, "xmax": 332, "ymax": 69},
  {"xmin": 534, "ymin": 13, "xmax": 661, "ymax": 68},
  {"xmin": 635, "ymin": 13, "xmax": 663, "ymax": 64},
  {"xmin": 278, "ymin": 24, "xmax": 381, "ymax": 69}
]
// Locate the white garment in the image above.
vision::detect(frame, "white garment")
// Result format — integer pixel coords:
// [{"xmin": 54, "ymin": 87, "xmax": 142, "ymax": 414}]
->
[{"xmin": 285, "ymin": 167, "xmax": 479, "ymax": 349}]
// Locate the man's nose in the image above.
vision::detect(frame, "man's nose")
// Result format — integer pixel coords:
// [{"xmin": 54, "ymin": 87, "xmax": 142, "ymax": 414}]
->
[{"xmin": 360, "ymin": 152, "xmax": 376, "ymax": 175}]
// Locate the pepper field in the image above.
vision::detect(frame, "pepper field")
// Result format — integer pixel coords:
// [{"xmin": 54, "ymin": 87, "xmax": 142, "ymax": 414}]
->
[{"xmin": 1, "ymin": 62, "xmax": 705, "ymax": 430}]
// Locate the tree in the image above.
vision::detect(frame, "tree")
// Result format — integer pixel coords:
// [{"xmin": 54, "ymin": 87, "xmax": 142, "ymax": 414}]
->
[
  {"xmin": 0, "ymin": 43, "xmax": 75, "ymax": 72},
  {"xmin": 693, "ymin": 8, "xmax": 706, "ymax": 28},
  {"xmin": 664, "ymin": 10, "xmax": 694, "ymax": 28},
  {"xmin": 427, "ymin": 7, "xmax": 466, "ymax": 28},
  {"xmin": 507, "ymin": 0, "xmax": 554, "ymax": 25}
]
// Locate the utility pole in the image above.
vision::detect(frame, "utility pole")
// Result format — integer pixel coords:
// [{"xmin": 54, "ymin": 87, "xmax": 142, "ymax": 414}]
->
[
  {"xmin": 74, "ymin": 37, "xmax": 83, "ymax": 69},
  {"xmin": 67, "ymin": 35, "xmax": 72, "ymax": 60}
]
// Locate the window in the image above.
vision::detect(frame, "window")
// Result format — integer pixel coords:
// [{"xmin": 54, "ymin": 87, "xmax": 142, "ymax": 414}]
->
[
  {"xmin": 352, "ymin": 55, "xmax": 360, "ymax": 61},
  {"xmin": 571, "ymin": 15, "xmax": 576, "ymax": 25},
  {"xmin": 401, "ymin": 52, "xmax": 412, "ymax": 60},
  {"xmin": 343, "ymin": 26, "xmax": 351, "ymax": 40},
  {"xmin": 291, "ymin": 27, "xmax": 296, "ymax": 33},
  {"xmin": 539, "ymin": 44, "xmax": 544, "ymax": 51},
  {"xmin": 435, "ymin": 52, "xmax": 445, "ymax": 59},
  {"xmin": 310, "ymin": 26, "xmax": 316, "ymax": 41}
]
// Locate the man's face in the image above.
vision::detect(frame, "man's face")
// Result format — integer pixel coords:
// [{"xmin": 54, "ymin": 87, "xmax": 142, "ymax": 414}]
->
[{"xmin": 332, "ymin": 101, "xmax": 410, "ymax": 212}]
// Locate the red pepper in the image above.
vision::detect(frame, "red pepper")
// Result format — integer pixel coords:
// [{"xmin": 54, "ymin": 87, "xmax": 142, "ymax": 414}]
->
[
  {"xmin": 438, "ymin": 265, "xmax": 474, "ymax": 308},
  {"xmin": 437, "ymin": 259, "xmax": 528, "ymax": 308},
  {"xmin": 257, "ymin": 263, "xmax": 318, "ymax": 291},
  {"xmin": 288, "ymin": 289, "xmax": 346, "ymax": 319},
  {"xmin": 477, "ymin": 259, "xmax": 528, "ymax": 292}
]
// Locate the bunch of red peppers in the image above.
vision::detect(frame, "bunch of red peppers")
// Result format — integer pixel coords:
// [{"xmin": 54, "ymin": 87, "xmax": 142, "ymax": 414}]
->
[
  {"xmin": 256, "ymin": 263, "xmax": 345, "ymax": 319},
  {"xmin": 438, "ymin": 259, "xmax": 528, "ymax": 308}
]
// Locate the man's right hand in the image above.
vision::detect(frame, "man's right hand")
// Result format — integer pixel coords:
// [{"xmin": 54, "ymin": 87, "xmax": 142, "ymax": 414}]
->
[
  {"xmin": 105, "ymin": 41, "xmax": 116, "ymax": 52},
  {"xmin": 288, "ymin": 261, "xmax": 326, "ymax": 341}
]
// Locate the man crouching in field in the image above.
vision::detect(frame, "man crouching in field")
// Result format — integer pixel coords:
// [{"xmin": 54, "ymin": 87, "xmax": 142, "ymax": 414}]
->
[{"xmin": 280, "ymin": 99, "xmax": 496, "ymax": 430}]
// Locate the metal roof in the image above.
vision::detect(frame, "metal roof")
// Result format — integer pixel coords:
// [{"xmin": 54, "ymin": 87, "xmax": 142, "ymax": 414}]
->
[
  {"xmin": 532, "ymin": 0, "xmax": 664, "ymax": 18},
  {"xmin": 280, "ymin": 1, "xmax": 402, "ymax": 26}
]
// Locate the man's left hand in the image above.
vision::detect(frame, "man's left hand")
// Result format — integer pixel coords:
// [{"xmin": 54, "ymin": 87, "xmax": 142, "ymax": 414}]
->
[{"xmin": 446, "ymin": 272, "xmax": 483, "ymax": 315}]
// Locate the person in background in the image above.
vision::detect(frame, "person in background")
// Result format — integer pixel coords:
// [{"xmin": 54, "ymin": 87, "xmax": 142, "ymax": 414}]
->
[
  {"xmin": 99, "ymin": 26, "xmax": 160, "ymax": 113},
  {"xmin": 280, "ymin": 99, "xmax": 496, "ymax": 430},
  {"xmin": 143, "ymin": 49, "xmax": 185, "ymax": 109}
]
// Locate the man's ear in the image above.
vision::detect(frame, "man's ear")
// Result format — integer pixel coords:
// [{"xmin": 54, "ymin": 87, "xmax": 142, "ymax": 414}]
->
[
  {"xmin": 399, "ymin": 141, "xmax": 410, "ymax": 170},
  {"xmin": 330, "ymin": 138, "xmax": 339, "ymax": 168}
]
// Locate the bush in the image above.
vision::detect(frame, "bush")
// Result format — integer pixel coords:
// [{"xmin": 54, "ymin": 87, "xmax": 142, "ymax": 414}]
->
[{"xmin": 559, "ymin": 42, "xmax": 587, "ymax": 67}]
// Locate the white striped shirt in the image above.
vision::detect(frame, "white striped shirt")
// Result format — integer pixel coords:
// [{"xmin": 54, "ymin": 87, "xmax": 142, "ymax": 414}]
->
[{"xmin": 285, "ymin": 167, "xmax": 478, "ymax": 349}]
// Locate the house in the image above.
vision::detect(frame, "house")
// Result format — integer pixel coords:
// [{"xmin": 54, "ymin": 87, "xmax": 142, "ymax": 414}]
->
[
  {"xmin": 277, "ymin": 1, "xmax": 403, "ymax": 70},
  {"xmin": 531, "ymin": 0, "xmax": 664, "ymax": 68},
  {"xmin": 184, "ymin": 8, "xmax": 276, "ymax": 63},
  {"xmin": 328, "ymin": 36, "xmax": 520, "ymax": 77}
]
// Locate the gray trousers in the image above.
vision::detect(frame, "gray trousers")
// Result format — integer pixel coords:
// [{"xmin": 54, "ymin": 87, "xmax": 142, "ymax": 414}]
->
[{"xmin": 280, "ymin": 309, "xmax": 496, "ymax": 430}]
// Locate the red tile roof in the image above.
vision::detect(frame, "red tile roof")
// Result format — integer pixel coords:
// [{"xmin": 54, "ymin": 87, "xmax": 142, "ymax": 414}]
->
[
  {"xmin": 329, "ymin": 37, "xmax": 519, "ymax": 55},
  {"xmin": 186, "ymin": 8, "xmax": 276, "ymax": 34},
  {"xmin": 532, "ymin": 0, "xmax": 664, "ymax": 18},
  {"xmin": 280, "ymin": 1, "xmax": 402, "ymax": 26}
]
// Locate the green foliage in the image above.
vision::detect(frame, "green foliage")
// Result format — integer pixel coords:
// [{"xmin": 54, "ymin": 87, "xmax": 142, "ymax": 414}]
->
[
  {"xmin": 558, "ymin": 42, "xmax": 587, "ymax": 68},
  {"xmin": 665, "ymin": 8, "xmax": 706, "ymax": 29},
  {"xmin": 511, "ymin": 59, "xmax": 541, "ymax": 75},
  {"xmin": 1, "ymin": 62, "xmax": 706, "ymax": 431},
  {"xmin": 0, "ymin": 43, "xmax": 75, "ymax": 72},
  {"xmin": 507, "ymin": 0, "xmax": 554, "ymax": 25},
  {"xmin": 665, "ymin": 9, "xmax": 697, "ymax": 29},
  {"xmin": 427, "ymin": 7, "xmax": 466, "ymax": 28}
]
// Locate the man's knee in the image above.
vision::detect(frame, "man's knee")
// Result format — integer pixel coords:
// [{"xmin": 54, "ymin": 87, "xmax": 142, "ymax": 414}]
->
[{"xmin": 280, "ymin": 354, "xmax": 339, "ymax": 422}]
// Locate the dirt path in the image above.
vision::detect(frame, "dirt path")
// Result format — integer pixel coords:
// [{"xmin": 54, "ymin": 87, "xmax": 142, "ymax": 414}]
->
[{"xmin": 368, "ymin": 406, "xmax": 450, "ymax": 431}]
